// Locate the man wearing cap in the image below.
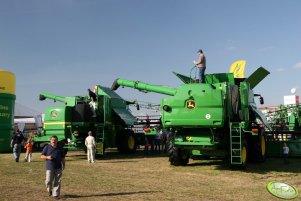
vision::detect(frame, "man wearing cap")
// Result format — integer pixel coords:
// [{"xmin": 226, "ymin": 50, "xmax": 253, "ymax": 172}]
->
[{"xmin": 193, "ymin": 49, "xmax": 206, "ymax": 83}]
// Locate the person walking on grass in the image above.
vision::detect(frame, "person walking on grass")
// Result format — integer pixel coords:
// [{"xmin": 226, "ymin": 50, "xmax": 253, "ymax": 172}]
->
[
  {"xmin": 41, "ymin": 135, "xmax": 66, "ymax": 200},
  {"xmin": 24, "ymin": 138, "xmax": 33, "ymax": 162},
  {"xmin": 85, "ymin": 131, "xmax": 96, "ymax": 163},
  {"xmin": 10, "ymin": 129, "xmax": 24, "ymax": 162}
]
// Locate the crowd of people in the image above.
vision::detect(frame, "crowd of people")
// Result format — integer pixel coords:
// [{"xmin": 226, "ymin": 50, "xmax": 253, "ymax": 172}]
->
[{"xmin": 144, "ymin": 127, "xmax": 169, "ymax": 156}]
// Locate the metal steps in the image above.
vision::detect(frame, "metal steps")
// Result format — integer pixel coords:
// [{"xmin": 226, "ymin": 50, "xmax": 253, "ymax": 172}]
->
[{"xmin": 230, "ymin": 122, "xmax": 242, "ymax": 164}]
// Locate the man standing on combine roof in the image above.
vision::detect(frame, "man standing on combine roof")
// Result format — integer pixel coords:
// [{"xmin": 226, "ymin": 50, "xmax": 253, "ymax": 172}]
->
[
  {"xmin": 87, "ymin": 88, "xmax": 97, "ymax": 102},
  {"xmin": 87, "ymin": 88, "xmax": 97, "ymax": 117},
  {"xmin": 193, "ymin": 49, "xmax": 206, "ymax": 83}
]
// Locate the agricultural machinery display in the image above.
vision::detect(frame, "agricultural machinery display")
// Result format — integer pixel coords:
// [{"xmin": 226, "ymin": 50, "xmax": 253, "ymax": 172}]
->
[
  {"xmin": 111, "ymin": 66, "xmax": 271, "ymax": 167},
  {"xmin": 33, "ymin": 85, "xmax": 141, "ymax": 156},
  {"xmin": 265, "ymin": 104, "xmax": 301, "ymax": 157}
]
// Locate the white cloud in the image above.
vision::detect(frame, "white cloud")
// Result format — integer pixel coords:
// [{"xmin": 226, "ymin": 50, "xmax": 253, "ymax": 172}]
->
[
  {"xmin": 276, "ymin": 68, "xmax": 285, "ymax": 72},
  {"xmin": 293, "ymin": 62, "xmax": 301, "ymax": 69}
]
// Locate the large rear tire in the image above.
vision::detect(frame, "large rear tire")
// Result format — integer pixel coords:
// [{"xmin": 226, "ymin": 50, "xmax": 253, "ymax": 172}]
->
[
  {"xmin": 254, "ymin": 130, "xmax": 267, "ymax": 162},
  {"xmin": 248, "ymin": 128, "xmax": 267, "ymax": 162},
  {"xmin": 241, "ymin": 141, "xmax": 248, "ymax": 169},
  {"xmin": 117, "ymin": 129, "xmax": 137, "ymax": 154},
  {"xmin": 167, "ymin": 137, "xmax": 190, "ymax": 166}
]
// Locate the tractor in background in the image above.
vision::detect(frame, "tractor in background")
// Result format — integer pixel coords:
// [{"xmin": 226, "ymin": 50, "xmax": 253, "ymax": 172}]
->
[
  {"xmin": 111, "ymin": 63, "xmax": 271, "ymax": 168},
  {"xmin": 33, "ymin": 85, "xmax": 141, "ymax": 156}
]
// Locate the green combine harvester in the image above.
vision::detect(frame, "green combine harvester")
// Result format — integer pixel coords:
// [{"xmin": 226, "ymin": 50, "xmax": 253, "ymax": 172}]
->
[
  {"xmin": 33, "ymin": 85, "xmax": 141, "ymax": 156},
  {"xmin": 111, "ymin": 66, "xmax": 271, "ymax": 168}
]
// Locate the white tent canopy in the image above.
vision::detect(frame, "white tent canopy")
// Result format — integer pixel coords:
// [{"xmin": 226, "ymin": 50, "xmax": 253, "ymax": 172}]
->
[{"xmin": 14, "ymin": 102, "xmax": 40, "ymax": 118}]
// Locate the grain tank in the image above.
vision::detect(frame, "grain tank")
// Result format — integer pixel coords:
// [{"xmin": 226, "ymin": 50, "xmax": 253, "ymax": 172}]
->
[
  {"xmin": 112, "ymin": 66, "xmax": 271, "ymax": 167},
  {"xmin": 0, "ymin": 70, "xmax": 16, "ymax": 152}
]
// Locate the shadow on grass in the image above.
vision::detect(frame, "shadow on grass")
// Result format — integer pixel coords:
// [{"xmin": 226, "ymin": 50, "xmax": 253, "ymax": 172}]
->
[
  {"xmin": 187, "ymin": 157, "xmax": 301, "ymax": 174},
  {"xmin": 244, "ymin": 157, "xmax": 301, "ymax": 174},
  {"xmin": 62, "ymin": 190, "xmax": 161, "ymax": 199},
  {"xmin": 65, "ymin": 149, "xmax": 168, "ymax": 163}
]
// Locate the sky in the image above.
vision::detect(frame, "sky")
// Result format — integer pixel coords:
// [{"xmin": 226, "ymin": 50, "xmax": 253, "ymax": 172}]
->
[{"xmin": 1, "ymin": 0, "xmax": 301, "ymax": 116}]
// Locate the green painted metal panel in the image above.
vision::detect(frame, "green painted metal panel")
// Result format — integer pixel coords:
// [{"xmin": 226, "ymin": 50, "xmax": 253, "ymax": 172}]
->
[
  {"xmin": 205, "ymin": 73, "xmax": 235, "ymax": 85},
  {"xmin": 245, "ymin": 67, "xmax": 270, "ymax": 89},
  {"xmin": 161, "ymin": 83, "xmax": 225, "ymax": 127},
  {"xmin": 172, "ymin": 71, "xmax": 194, "ymax": 84},
  {"xmin": 113, "ymin": 108, "xmax": 136, "ymax": 126},
  {"xmin": 0, "ymin": 93, "xmax": 15, "ymax": 152}
]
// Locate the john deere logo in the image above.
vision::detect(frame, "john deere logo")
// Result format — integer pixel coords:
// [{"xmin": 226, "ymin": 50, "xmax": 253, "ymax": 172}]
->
[
  {"xmin": 50, "ymin": 110, "xmax": 58, "ymax": 117},
  {"xmin": 186, "ymin": 136, "xmax": 192, "ymax": 141},
  {"xmin": 266, "ymin": 181, "xmax": 298, "ymax": 199},
  {"xmin": 186, "ymin": 100, "xmax": 195, "ymax": 109}
]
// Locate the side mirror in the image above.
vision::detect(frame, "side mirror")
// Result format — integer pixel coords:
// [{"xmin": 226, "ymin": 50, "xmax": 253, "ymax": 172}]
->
[{"xmin": 260, "ymin": 96, "xmax": 264, "ymax": 104}]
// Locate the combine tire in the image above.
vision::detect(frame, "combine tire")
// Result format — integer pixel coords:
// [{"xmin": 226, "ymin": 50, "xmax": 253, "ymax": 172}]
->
[
  {"xmin": 231, "ymin": 85, "xmax": 242, "ymax": 121},
  {"xmin": 254, "ymin": 130, "xmax": 267, "ymax": 162},
  {"xmin": 117, "ymin": 130, "xmax": 137, "ymax": 154},
  {"xmin": 248, "ymin": 129, "xmax": 267, "ymax": 163},
  {"xmin": 241, "ymin": 141, "xmax": 248, "ymax": 169},
  {"xmin": 168, "ymin": 141, "xmax": 190, "ymax": 166}
]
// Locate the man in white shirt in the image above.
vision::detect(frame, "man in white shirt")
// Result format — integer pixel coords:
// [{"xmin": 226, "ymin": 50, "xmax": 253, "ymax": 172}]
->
[
  {"xmin": 283, "ymin": 143, "xmax": 289, "ymax": 164},
  {"xmin": 85, "ymin": 131, "xmax": 96, "ymax": 163}
]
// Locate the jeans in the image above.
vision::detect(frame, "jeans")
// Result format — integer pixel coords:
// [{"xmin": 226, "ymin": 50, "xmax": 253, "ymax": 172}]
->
[
  {"xmin": 46, "ymin": 169, "xmax": 63, "ymax": 197},
  {"xmin": 198, "ymin": 67, "xmax": 206, "ymax": 83},
  {"xmin": 13, "ymin": 144, "xmax": 22, "ymax": 160}
]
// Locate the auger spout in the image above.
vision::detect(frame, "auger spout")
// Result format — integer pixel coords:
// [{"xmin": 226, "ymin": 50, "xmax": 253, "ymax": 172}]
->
[
  {"xmin": 39, "ymin": 92, "xmax": 67, "ymax": 102},
  {"xmin": 111, "ymin": 79, "xmax": 177, "ymax": 96}
]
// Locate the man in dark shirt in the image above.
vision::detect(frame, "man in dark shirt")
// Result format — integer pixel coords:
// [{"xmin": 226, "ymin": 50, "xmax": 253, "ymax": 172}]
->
[
  {"xmin": 41, "ymin": 136, "xmax": 66, "ymax": 200},
  {"xmin": 10, "ymin": 129, "xmax": 24, "ymax": 162},
  {"xmin": 87, "ymin": 88, "xmax": 97, "ymax": 102},
  {"xmin": 87, "ymin": 88, "xmax": 97, "ymax": 117}
]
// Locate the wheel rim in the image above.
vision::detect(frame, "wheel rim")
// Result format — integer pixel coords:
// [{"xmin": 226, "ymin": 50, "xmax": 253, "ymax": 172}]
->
[
  {"xmin": 128, "ymin": 136, "xmax": 135, "ymax": 150},
  {"xmin": 261, "ymin": 135, "xmax": 266, "ymax": 156},
  {"xmin": 242, "ymin": 145, "xmax": 247, "ymax": 164}
]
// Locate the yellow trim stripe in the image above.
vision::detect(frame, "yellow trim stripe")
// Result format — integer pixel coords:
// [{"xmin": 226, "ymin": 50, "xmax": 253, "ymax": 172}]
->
[{"xmin": 44, "ymin": 122, "xmax": 71, "ymax": 125}]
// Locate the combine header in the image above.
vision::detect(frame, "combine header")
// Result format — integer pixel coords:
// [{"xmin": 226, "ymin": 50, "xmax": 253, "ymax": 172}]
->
[{"xmin": 265, "ymin": 104, "xmax": 301, "ymax": 157}]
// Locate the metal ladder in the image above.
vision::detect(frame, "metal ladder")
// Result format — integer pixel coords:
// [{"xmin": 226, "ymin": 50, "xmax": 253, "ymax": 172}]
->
[
  {"xmin": 230, "ymin": 122, "xmax": 242, "ymax": 164},
  {"xmin": 96, "ymin": 124, "xmax": 105, "ymax": 155}
]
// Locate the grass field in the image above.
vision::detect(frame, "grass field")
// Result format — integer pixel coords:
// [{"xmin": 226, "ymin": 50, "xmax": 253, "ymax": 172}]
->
[{"xmin": 0, "ymin": 149, "xmax": 300, "ymax": 201}]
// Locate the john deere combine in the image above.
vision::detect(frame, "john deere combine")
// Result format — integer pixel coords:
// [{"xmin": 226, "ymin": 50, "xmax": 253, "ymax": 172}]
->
[
  {"xmin": 111, "ymin": 65, "xmax": 271, "ymax": 167},
  {"xmin": 33, "ymin": 85, "xmax": 139, "ymax": 156}
]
